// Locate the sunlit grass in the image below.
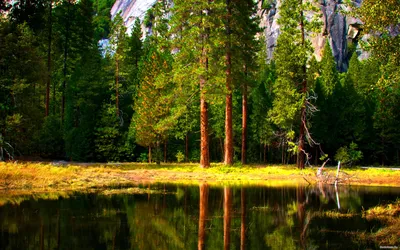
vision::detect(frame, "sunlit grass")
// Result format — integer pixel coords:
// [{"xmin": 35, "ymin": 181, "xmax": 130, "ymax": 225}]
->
[
  {"xmin": 361, "ymin": 199, "xmax": 400, "ymax": 245},
  {"xmin": 1, "ymin": 162, "xmax": 400, "ymax": 192},
  {"xmin": 314, "ymin": 210, "xmax": 358, "ymax": 219}
]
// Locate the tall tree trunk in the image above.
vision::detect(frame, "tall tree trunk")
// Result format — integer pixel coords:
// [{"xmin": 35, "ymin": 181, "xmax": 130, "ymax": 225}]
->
[
  {"xmin": 240, "ymin": 188, "xmax": 246, "ymax": 250},
  {"xmin": 148, "ymin": 146, "xmax": 152, "ymax": 163},
  {"xmin": 224, "ymin": 0, "xmax": 233, "ymax": 165},
  {"xmin": 224, "ymin": 187, "xmax": 232, "ymax": 250},
  {"xmin": 297, "ymin": 6, "xmax": 307, "ymax": 170},
  {"xmin": 200, "ymin": 86, "xmax": 209, "ymax": 168},
  {"xmin": 200, "ymin": 52, "xmax": 210, "ymax": 167},
  {"xmin": 198, "ymin": 183, "xmax": 209, "ymax": 250},
  {"xmin": 241, "ymin": 72, "xmax": 248, "ymax": 165},
  {"xmin": 220, "ymin": 137, "xmax": 224, "ymax": 162},
  {"xmin": 185, "ymin": 133, "xmax": 189, "ymax": 162},
  {"xmin": 199, "ymin": 2, "xmax": 210, "ymax": 169},
  {"xmin": 61, "ymin": 0, "xmax": 70, "ymax": 123},
  {"xmin": 45, "ymin": 0, "xmax": 52, "ymax": 117}
]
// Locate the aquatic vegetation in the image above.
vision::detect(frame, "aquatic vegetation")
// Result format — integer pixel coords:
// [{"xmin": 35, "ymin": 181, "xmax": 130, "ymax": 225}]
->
[{"xmin": 360, "ymin": 199, "xmax": 400, "ymax": 246}]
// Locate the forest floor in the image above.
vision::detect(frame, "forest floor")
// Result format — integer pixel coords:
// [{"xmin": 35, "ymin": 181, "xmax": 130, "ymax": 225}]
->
[{"xmin": 1, "ymin": 161, "xmax": 400, "ymax": 192}]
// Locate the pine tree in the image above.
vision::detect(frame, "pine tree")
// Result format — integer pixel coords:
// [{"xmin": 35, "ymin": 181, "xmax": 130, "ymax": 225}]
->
[
  {"xmin": 170, "ymin": 0, "xmax": 223, "ymax": 168},
  {"xmin": 319, "ymin": 40, "xmax": 338, "ymax": 95},
  {"xmin": 269, "ymin": 0, "xmax": 320, "ymax": 169},
  {"xmin": 233, "ymin": 0, "xmax": 259, "ymax": 164},
  {"xmin": 223, "ymin": 0, "xmax": 234, "ymax": 165},
  {"xmin": 353, "ymin": 0, "xmax": 400, "ymax": 164},
  {"xmin": 131, "ymin": 2, "xmax": 176, "ymax": 164},
  {"xmin": 131, "ymin": 42, "xmax": 174, "ymax": 164},
  {"xmin": 108, "ymin": 13, "xmax": 127, "ymax": 118}
]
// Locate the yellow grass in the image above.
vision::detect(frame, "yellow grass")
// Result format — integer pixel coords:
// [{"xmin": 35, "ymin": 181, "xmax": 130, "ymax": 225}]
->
[{"xmin": 1, "ymin": 162, "xmax": 400, "ymax": 192}]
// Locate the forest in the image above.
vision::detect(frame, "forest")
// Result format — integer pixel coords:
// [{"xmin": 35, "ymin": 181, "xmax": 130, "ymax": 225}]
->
[{"xmin": 0, "ymin": 0, "xmax": 399, "ymax": 168}]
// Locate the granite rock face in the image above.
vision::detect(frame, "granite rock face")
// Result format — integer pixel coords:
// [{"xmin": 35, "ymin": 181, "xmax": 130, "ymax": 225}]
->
[
  {"xmin": 112, "ymin": 0, "xmax": 366, "ymax": 71},
  {"xmin": 111, "ymin": 0, "xmax": 157, "ymax": 35},
  {"xmin": 259, "ymin": 0, "xmax": 364, "ymax": 71}
]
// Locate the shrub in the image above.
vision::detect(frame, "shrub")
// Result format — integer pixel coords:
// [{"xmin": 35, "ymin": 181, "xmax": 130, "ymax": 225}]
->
[
  {"xmin": 335, "ymin": 142, "xmax": 363, "ymax": 166},
  {"xmin": 138, "ymin": 153, "xmax": 148, "ymax": 163},
  {"xmin": 176, "ymin": 151, "xmax": 184, "ymax": 163}
]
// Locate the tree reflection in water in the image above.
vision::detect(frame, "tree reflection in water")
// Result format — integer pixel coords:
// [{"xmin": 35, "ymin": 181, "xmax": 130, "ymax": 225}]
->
[
  {"xmin": 198, "ymin": 182, "xmax": 208, "ymax": 250},
  {"xmin": 0, "ymin": 184, "xmax": 398, "ymax": 249}
]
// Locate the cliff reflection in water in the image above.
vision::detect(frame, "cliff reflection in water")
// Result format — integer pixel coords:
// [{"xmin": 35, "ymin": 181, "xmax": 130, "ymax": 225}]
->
[{"xmin": 0, "ymin": 184, "xmax": 399, "ymax": 249}]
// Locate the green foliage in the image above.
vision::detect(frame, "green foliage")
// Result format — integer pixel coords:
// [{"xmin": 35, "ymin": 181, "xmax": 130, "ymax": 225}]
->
[
  {"xmin": 0, "ymin": 0, "xmax": 400, "ymax": 167},
  {"xmin": 320, "ymin": 40, "xmax": 338, "ymax": 95},
  {"xmin": 269, "ymin": 0, "xmax": 320, "ymax": 130},
  {"xmin": 131, "ymin": 35, "xmax": 176, "ymax": 148},
  {"xmin": 335, "ymin": 142, "xmax": 363, "ymax": 166},
  {"xmin": 95, "ymin": 104, "xmax": 134, "ymax": 162},
  {"xmin": 138, "ymin": 152, "xmax": 148, "ymax": 163},
  {"xmin": 37, "ymin": 115, "xmax": 64, "ymax": 158},
  {"xmin": 189, "ymin": 149, "xmax": 200, "ymax": 162},
  {"xmin": 176, "ymin": 151, "xmax": 185, "ymax": 163}
]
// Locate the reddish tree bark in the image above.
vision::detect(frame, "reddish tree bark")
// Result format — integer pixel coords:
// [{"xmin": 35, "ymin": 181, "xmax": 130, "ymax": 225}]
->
[
  {"xmin": 241, "ymin": 79, "xmax": 247, "ymax": 164},
  {"xmin": 200, "ymin": 38, "xmax": 210, "ymax": 168},
  {"xmin": 224, "ymin": 0, "xmax": 233, "ymax": 165},
  {"xmin": 240, "ymin": 188, "xmax": 246, "ymax": 250},
  {"xmin": 200, "ymin": 94, "xmax": 210, "ymax": 168},
  {"xmin": 198, "ymin": 183, "xmax": 209, "ymax": 250},
  {"xmin": 224, "ymin": 187, "xmax": 232, "ymax": 250}
]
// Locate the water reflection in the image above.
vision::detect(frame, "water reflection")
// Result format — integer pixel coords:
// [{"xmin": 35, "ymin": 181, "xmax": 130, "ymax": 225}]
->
[
  {"xmin": 0, "ymin": 185, "xmax": 399, "ymax": 249},
  {"xmin": 198, "ymin": 183, "xmax": 208, "ymax": 250}
]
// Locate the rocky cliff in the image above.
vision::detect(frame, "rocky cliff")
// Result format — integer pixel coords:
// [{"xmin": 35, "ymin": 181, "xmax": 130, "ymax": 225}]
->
[
  {"xmin": 111, "ymin": 0, "xmax": 157, "ymax": 35},
  {"xmin": 259, "ymin": 0, "xmax": 365, "ymax": 71},
  {"xmin": 112, "ymin": 0, "xmax": 366, "ymax": 71}
]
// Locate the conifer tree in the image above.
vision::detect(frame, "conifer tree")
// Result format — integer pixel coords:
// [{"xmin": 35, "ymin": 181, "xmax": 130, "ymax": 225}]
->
[
  {"xmin": 224, "ymin": 0, "xmax": 234, "ymax": 165},
  {"xmin": 170, "ymin": 0, "xmax": 221, "ymax": 168},
  {"xmin": 131, "ymin": 2, "xmax": 176, "ymax": 164},
  {"xmin": 319, "ymin": 40, "xmax": 338, "ymax": 95},
  {"xmin": 354, "ymin": 0, "xmax": 400, "ymax": 164},
  {"xmin": 109, "ymin": 13, "xmax": 127, "ymax": 118},
  {"xmin": 233, "ymin": 0, "xmax": 259, "ymax": 164},
  {"xmin": 269, "ymin": 0, "xmax": 320, "ymax": 169},
  {"xmin": 131, "ymin": 42, "xmax": 174, "ymax": 164}
]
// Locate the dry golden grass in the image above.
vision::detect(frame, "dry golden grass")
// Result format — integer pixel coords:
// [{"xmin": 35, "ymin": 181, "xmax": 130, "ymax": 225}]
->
[
  {"xmin": 1, "ymin": 162, "xmax": 400, "ymax": 191},
  {"xmin": 362, "ymin": 199, "xmax": 400, "ymax": 245}
]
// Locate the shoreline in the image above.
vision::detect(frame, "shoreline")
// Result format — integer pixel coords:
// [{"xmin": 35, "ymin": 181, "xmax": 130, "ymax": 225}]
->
[{"xmin": 1, "ymin": 162, "xmax": 400, "ymax": 193}]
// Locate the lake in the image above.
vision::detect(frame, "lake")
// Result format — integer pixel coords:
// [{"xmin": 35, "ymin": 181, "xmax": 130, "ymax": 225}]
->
[{"xmin": 0, "ymin": 184, "xmax": 399, "ymax": 249}]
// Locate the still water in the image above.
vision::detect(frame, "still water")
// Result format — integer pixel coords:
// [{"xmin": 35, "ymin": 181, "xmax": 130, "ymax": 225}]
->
[{"xmin": 0, "ymin": 184, "xmax": 399, "ymax": 249}]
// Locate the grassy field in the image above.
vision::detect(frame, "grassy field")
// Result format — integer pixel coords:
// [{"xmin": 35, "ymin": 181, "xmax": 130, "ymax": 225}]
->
[{"xmin": 1, "ymin": 161, "xmax": 400, "ymax": 191}]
